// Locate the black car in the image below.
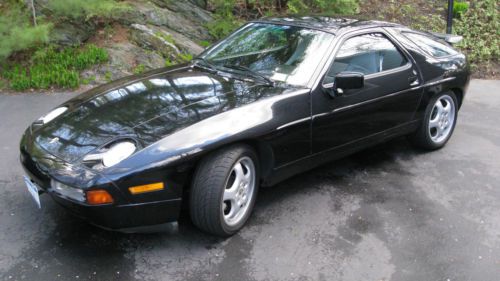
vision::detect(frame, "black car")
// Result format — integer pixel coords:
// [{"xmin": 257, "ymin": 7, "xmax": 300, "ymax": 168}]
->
[{"xmin": 20, "ymin": 17, "xmax": 470, "ymax": 236}]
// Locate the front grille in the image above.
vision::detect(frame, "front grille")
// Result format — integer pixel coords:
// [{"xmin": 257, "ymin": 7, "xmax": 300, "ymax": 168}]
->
[{"xmin": 20, "ymin": 146, "xmax": 51, "ymax": 189}]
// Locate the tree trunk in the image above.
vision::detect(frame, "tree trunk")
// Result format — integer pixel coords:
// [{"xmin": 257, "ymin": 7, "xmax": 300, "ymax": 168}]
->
[{"xmin": 29, "ymin": 0, "xmax": 37, "ymax": 26}]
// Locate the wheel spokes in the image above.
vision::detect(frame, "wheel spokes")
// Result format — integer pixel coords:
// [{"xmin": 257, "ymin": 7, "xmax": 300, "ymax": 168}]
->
[
  {"xmin": 227, "ymin": 200, "xmax": 241, "ymax": 219},
  {"xmin": 429, "ymin": 115, "xmax": 440, "ymax": 129},
  {"xmin": 435, "ymin": 100, "xmax": 444, "ymax": 116},
  {"xmin": 223, "ymin": 187, "xmax": 237, "ymax": 201},
  {"xmin": 233, "ymin": 162, "xmax": 244, "ymax": 185},
  {"xmin": 443, "ymin": 101, "xmax": 451, "ymax": 114}
]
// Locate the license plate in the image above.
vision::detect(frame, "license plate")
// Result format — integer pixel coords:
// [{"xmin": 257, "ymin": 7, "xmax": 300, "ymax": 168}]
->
[{"xmin": 23, "ymin": 176, "xmax": 41, "ymax": 209}]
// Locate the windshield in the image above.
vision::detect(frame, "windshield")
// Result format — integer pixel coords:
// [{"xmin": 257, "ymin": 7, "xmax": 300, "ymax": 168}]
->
[{"xmin": 201, "ymin": 23, "xmax": 335, "ymax": 86}]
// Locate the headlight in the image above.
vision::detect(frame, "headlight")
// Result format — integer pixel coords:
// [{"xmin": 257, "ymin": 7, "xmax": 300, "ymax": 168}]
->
[
  {"xmin": 83, "ymin": 141, "xmax": 136, "ymax": 168},
  {"xmin": 51, "ymin": 180, "xmax": 85, "ymax": 202},
  {"xmin": 102, "ymin": 141, "xmax": 136, "ymax": 167},
  {"xmin": 37, "ymin": 107, "xmax": 68, "ymax": 124}
]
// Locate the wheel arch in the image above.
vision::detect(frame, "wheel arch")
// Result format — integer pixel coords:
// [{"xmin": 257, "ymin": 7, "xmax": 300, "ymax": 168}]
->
[
  {"xmin": 181, "ymin": 139, "xmax": 275, "ymax": 192},
  {"xmin": 237, "ymin": 139, "xmax": 275, "ymax": 182},
  {"xmin": 450, "ymin": 87, "xmax": 464, "ymax": 109}
]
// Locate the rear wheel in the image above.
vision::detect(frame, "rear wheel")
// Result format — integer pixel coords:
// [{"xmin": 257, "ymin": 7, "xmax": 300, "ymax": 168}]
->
[
  {"xmin": 409, "ymin": 91, "xmax": 458, "ymax": 150},
  {"xmin": 190, "ymin": 145, "xmax": 259, "ymax": 237}
]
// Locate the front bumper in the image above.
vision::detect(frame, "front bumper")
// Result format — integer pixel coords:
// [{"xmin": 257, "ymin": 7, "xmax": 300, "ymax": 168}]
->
[
  {"xmin": 20, "ymin": 129, "xmax": 182, "ymax": 230},
  {"xmin": 50, "ymin": 193, "xmax": 181, "ymax": 230}
]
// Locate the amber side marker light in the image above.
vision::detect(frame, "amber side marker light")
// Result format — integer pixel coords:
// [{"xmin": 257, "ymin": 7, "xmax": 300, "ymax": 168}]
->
[
  {"xmin": 129, "ymin": 182, "xmax": 164, "ymax": 195},
  {"xmin": 86, "ymin": 189, "xmax": 114, "ymax": 205}
]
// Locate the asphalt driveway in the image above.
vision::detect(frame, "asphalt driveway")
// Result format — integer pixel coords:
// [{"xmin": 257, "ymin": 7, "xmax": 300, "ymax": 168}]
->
[{"xmin": 0, "ymin": 80, "xmax": 499, "ymax": 281}]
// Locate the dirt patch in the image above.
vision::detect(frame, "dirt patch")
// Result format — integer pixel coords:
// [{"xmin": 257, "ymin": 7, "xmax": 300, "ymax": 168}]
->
[
  {"xmin": 473, "ymin": 62, "xmax": 500, "ymax": 79},
  {"xmin": 87, "ymin": 23, "xmax": 130, "ymax": 47}
]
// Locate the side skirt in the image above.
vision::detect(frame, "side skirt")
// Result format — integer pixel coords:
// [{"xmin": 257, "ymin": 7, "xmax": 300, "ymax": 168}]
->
[{"xmin": 262, "ymin": 120, "xmax": 420, "ymax": 186}]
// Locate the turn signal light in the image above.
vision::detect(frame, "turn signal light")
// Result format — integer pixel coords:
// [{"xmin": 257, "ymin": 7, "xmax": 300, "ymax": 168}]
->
[
  {"xmin": 129, "ymin": 182, "xmax": 164, "ymax": 195},
  {"xmin": 86, "ymin": 189, "xmax": 114, "ymax": 205}
]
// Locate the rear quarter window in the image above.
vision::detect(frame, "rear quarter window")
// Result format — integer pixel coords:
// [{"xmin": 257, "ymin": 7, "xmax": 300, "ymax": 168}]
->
[{"xmin": 403, "ymin": 32, "xmax": 458, "ymax": 57}]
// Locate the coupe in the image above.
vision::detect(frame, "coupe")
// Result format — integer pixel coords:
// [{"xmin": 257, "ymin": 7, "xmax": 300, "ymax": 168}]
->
[{"xmin": 20, "ymin": 17, "xmax": 470, "ymax": 236}]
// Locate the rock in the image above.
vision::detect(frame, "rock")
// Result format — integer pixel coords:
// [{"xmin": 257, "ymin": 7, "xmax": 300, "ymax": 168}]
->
[
  {"xmin": 152, "ymin": 0, "xmax": 212, "ymax": 23},
  {"xmin": 130, "ymin": 24, "xmax": 204, "ymax": 57},
  {"xmin": 130, "ymin": 24, "xmax": 180, "ymax": 58},
  {"xmin": 189, "ymin": 0, "xmax": 207, "ymax": 9},
  {"xmin": 161, "ymin": 28, "xmax": 205, "ymax": 55},
  {"xmin": 50, "ymin": 22, "xmax": 95, "ymax": 46},
  {"xmin": 84, "ymin": 42, "xmax": 165, "ymax": 84},
  {"xmin": 128, "ymin": 1, "xmax": 212, "ymax": 41}
]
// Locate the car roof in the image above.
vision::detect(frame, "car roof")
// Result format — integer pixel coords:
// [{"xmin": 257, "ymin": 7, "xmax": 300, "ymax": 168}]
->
[{"xmin": 253, "ymin": 16, "xmax": 404, "ymax": 34}]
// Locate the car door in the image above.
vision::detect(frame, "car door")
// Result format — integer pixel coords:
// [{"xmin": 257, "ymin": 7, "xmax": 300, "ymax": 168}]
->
[{"xmin": 311, "ymin": 30, "xmax": 423, "ymax": 153}]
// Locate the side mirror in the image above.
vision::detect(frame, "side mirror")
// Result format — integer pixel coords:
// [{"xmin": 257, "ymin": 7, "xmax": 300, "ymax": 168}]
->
[
  {"xmin": 322, "ymin": 72, "xmax": 364, "ymax": 98},
  {"xmin": 335, "ymin": 71, "xmax": 364, "ymax": 90}
]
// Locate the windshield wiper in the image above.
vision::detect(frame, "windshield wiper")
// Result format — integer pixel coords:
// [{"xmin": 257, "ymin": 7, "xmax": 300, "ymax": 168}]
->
[
  {"xmin": 222, "ymin": 64, "xmax": 275, "ymax": 86},
  {"xmin": 192, "ymin": 57, "xmax": 218, "ymax": 73}
]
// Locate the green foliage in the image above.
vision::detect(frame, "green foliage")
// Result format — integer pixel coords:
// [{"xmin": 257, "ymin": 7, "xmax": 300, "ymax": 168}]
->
[
  {"xmin": 104, "ymin": 71, "xmax": 112, "ymax": 82},
  {"xmin": 82, "ymin": 75, "xmax": 96, "ymax": 85},
  {"xmin": 133, "ymin": 64, "xmax": 146, "ymax": 74},
  {"xmin": 165, "ymin": 59, "xmax": 174, "ymax": 67},
  {"xmin": 178, "ymin": 53, "xmax": 194, "ymax": 62},
  {"xmin": 367, "ymin": 1, "xmax": 446, "ymax": 33},
  {"xmin": 155, "ymin": 32, "xmax": 176, "ymax": 45},
  {"xmin": 199, "ymin": 40, "xmax": 211, "ymax": 48},
  {"xmin": 210, "ymin": 0, "xmax": 236, "ymax": 17},
  {"xmin": 453, "ymin": 1, "xmax": 469, "ymax": 18},
  {"xmin": 0, "ymin": 78, "xmax": 6, "ymax": 90},
  {"xmin": 164, "ymin": 52, "xmax": 193, "ymax": 67},
  {"xmin": 206, "ymin": 15, "xmax": 242, "ymax": 40},
  {"xmin": 47, "ymin": 0, "xmax": 130, "ymax": 21},
  {"xmin": 287, "ymin": 0, "xmax": 358, "ymax": 15},
  {"xmin": 455, "ymin": 0, "xmax": 499, "ymax": 69},
  {"xmin": 206, "ymin": 0, "xmax": 359, "ymax": 40},
  {"xmin": 0, "ymin": 2, "xmax": 51, "ymax": 60},
  {"xmin": 2, "ymin": 44, "xmax": 108, "ymax": 90}
]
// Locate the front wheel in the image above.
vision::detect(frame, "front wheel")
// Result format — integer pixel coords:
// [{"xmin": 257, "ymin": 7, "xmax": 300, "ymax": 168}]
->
[
  {"xmin": 409, "ymin": 91, "xmax": 458, "ymax": 150},
  {"xmin": 189, "ymin": 145, "xmax": 259, "ymax": 237}
]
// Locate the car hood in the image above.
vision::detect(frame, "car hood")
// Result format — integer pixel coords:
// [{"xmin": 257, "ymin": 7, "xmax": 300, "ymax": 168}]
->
[{"xmin": 32, "ymin": 66, "xmax": 302, "ymax": 163}]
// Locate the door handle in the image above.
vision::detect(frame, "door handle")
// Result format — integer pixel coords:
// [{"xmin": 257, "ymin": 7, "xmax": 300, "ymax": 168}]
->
[{"xmin": 408, "ymin": 75, "xmax": 419, "ymax": 86}]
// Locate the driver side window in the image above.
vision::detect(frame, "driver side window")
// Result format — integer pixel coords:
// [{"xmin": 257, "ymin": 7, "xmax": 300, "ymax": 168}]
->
[{"xmin": 325, "ymin": 33, "xmax": 407, "ymax": 83}]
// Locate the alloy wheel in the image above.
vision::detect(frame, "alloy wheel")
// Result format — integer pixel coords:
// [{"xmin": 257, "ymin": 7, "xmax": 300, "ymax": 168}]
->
[
  {"xmin": 222, "ymin": 156, "xmax": 256, "ymax": 226},
  {"xmin": 428, "ymin": 95, "xmax": 456, "ymax": 143}
]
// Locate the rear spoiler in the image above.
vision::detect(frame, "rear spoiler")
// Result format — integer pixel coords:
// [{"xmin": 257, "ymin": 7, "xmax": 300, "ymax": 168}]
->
[{"xmin": 430, "ymin": 32, "xmax": 463, "ymax": 44}]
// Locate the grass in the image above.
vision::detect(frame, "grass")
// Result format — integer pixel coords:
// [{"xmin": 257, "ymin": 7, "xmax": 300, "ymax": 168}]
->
[
  {"xmin": 133, "ymin": 64, "xmax": 146, "ymax": 74},
  {"xmin": 155, "ymin": 32, "xmax": 176, "ymax": 45},
  {"xmin": 1, "ymin": 44, "xmax": 108, "ymax": 91}
]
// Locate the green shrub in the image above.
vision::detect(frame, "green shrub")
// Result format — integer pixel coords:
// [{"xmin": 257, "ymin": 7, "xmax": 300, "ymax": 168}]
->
[
  {"xmin": 199, "ymin": 40, "xmax": 211, "ymax": 48},
  {"xmin": 47, "ymin": 0, "xmax": 130, "ymax": 21},
  {"xmin": 104, "ymin": 71, "xmax": 112, "ymax": 82},
  {"xmin": 287, "ymin": 0, "xmax": 359, "ymax": 14},
  {"xmin": 0, "ymin": 2, "xmax": 51, "ymax": 60},
  {"xmin": 179, "ymin": 53, "xmax": 194, "ymax": 62},
  {"xmin": 133, "ymin": 64, "xmax": 146, "ymax": 75},
  {"xmin": 206, "ymin": 15, "xmax": 242, "ymax": 40},
  {"xmin": 205, "ymin": 0, "xmax": 359, "ymax": 40},
  {"xmin": 455, "ymin": 0, "xmax": 499, "ymax": 68},
  {"xmin": 165, "ymin": 59, "xmax": 174, "ymax": 67},
  {"xmin": 2, "ymin": 44, "xmax": 108, "ymax": 90},
  {"xmin": 82, "ymin": 75, "xmax": 96, "ymax": 85},
  {"xmin": 453, "ymin": 1, "xmax": 469, "ymax": 18}
]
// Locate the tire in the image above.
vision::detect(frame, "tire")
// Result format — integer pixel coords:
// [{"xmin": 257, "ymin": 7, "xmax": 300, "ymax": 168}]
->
[
  {"xmin": 409, "ymin": 91, "xmax": 458, "ymax": 150},
  {"xmin": 190, "ymin": 144, "xmax": 259, "ymax": 237}
]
